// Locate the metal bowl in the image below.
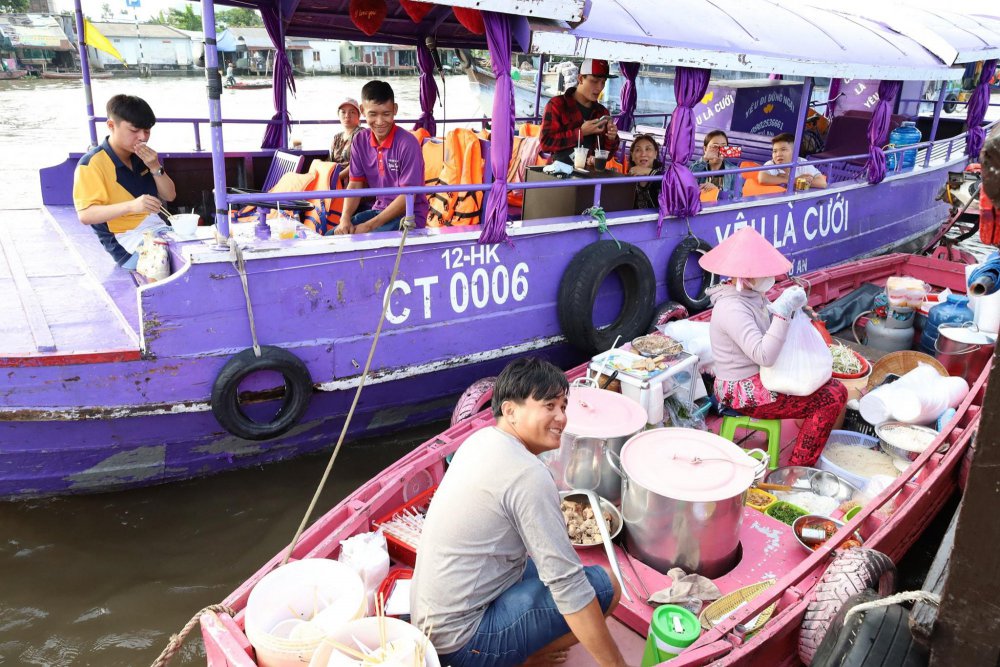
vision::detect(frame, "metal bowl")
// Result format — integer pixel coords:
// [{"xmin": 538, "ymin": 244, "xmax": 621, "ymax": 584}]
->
[
  {"xmin": 560, "ymin": 491, "xmax": 623, "ymax": 548},
  {"xmin": 765, "ymin": 466, "xmax": 860, "ymax": 504},
  {"xmin": 875, "ymin": 422, "xmax": 940, "ymax": 464},
  {"xmin": 792, "ymin": 514, "xmax": 864, "ymax": 554}
]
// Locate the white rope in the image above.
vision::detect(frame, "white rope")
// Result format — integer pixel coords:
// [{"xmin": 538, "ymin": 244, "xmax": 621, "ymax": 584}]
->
[
  {"xmin": 843, "ymin": 590, "xmax": 941, "ymax": 625},
  {"xmin": 229, "ymin": 238, "xmax": 262, "ymax": 357}
]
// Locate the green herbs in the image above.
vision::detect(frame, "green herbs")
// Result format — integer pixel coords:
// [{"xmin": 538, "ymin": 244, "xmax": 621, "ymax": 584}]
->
[{"xmin": 765, "ymin": 501, "xmax": 809, "ymax": 526}]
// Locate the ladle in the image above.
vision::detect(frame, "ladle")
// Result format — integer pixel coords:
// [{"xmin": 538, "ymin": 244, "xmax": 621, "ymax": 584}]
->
[
  {"xmin": 758, "ymin": 471, "xmax": 843, "ymax": 498},
  {"xmin": 580, "ymin": 489, "xmax": 632, "ymax": 603}
]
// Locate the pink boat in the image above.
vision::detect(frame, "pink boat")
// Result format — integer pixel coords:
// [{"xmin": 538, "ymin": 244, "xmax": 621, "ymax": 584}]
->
[{"xmin": 200, "ymin": 252, "xmax": 985, "ymax": 665}]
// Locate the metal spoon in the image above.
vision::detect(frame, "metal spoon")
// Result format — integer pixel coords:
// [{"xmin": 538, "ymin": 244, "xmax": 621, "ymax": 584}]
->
[{"xmin": 580, "ymin": 489, "xmax": 633, "ymax": 603}]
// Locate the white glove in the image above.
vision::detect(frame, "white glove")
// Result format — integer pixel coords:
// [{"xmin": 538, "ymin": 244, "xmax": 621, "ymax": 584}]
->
[{"xmin": 768, "ymin": 285, "xmax": 807, "ymax": 319}]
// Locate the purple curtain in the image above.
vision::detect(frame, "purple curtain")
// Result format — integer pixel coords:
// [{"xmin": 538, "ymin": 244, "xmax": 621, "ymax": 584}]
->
[
  {"xmin": 863, "ymin": 80, "xmax": 901, "ymax": 185},
  {"xmin": 657, "ymin": 67, "xmax": 711, "ymax": 232},
  {"xmin": 478, "ymin": 12, "xmax": 513, "ymax": 245},
  {"xmin": 826, "ymin": 78, "xmax": 842, "ymax": 119},
  {"xmin": 615, "ymin": 62, "xmax": 640, "ymax": 133},
  {"xmin": 966, "ymin": 59, "xmax": 998, "ymax": 159},
  {"xmin": 260, "ymin": 6, "xmax": 296, "ymax": 149},
  {"xmin": 414, "ymin": 40, "xmax": 438, "ymax": 137}
]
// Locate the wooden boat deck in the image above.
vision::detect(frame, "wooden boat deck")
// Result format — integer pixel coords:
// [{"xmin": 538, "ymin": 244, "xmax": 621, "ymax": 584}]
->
[{"xmin": 0, "ymin": 207, "xmax": 140, "ymax": 364}]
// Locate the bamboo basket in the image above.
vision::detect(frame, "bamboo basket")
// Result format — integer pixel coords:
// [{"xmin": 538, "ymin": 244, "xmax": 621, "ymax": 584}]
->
[
  {"xmin": 866, "ymin": 351, "xmax": 947, "ymax": 390},
  {"xmin": 699, "ymin": 580, "xmax": 777, "ymax": 634}
]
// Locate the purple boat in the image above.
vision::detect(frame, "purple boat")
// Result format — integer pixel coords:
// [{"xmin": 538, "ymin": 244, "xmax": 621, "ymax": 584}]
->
[{"xmin": 3, "ymin": 0, "xmax": 998, "ymax": 499}]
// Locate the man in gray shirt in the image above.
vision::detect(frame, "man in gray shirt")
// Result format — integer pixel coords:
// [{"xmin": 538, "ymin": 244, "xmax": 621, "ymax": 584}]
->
[{"xmin": 411, "ymin": 358, "xmax": 626, "ymax": 667}]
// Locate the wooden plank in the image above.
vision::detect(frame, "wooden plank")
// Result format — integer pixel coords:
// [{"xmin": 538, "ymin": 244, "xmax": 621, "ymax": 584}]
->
[
  {"xmin": 910, "ymin": 502, "xmax": 959, "ymax": 647},
  {"xmin": 0, "ymin": 220, "xmax": 56, "ymax": 353}
]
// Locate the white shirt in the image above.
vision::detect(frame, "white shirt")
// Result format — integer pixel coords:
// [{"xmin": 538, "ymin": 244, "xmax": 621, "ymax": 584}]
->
[{"xmin": 763, "ymin": 159, "xmax": 821, "ymax": 178}]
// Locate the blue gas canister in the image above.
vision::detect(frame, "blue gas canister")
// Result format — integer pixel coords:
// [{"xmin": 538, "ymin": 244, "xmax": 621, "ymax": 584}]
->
[
  {"xmin": 887, "ymin": 122, "xmax": 922, "ymax": 172},
  {"xmin": 919, "ymin": 294, "xmax": 974, "ymax": 355}
]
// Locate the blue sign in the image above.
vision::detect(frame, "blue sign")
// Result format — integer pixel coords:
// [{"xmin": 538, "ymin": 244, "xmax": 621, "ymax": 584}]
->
[
  {"xmin": 730, "ymin": 84, "xmax": 803, "ymax": 137},
  {"xmin": 125, "ymin": 0, "xmax": 141, "ymax": 7}
]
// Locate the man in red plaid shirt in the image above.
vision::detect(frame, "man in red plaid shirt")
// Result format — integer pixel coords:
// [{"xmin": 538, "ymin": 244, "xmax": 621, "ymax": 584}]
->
[{"xmin": 540, "ymin": 59, "xmax": 620, "ymax": 165}]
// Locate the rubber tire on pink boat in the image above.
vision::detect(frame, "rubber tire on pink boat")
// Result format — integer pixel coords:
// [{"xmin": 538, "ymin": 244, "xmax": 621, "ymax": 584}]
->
[
  {"xmin": 647, "ymin": 300, "xmax": 689, "ymax": 333},
  {"xmin": 799, "ymin": 548, "xmax": 897, "ymax": 666},
  {"xmin": 450, "ymin": 377, "xmax": 497, "ymax": 425}
]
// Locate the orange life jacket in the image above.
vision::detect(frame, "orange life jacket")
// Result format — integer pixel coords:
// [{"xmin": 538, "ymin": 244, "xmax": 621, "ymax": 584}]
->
[
  {"xmin": 519, "ymin": 123, "xmax": 541, "ymax": 137},
  {"xmin": 302, "ymin": 160, "xmax": 344, "ymax": 235},
  {"xmin": 423, "ymin": 138, "xmax": 445, "ymax": 188},
  {"xmin": 427, "ymin": 128, "xmax": 485, "ymax": 227},
  {"xmin": 506, "ymin": 135, "xmax": 541, "ymax": 209},
  {"xmin": 230, "ymin": 170, "xmax": 318, "ymax": 225},
  {"xmin": 410, "ymin": 127, "xmax": 431, "ymax": 146}
]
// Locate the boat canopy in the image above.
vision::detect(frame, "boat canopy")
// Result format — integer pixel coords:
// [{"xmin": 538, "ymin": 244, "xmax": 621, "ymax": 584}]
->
[{"xmin": 525, "ymin": 0, "xmax": 964, "ymax": 81}]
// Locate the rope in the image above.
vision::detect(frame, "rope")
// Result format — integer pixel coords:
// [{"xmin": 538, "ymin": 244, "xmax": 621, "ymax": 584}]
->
[
  {"xmin": 584, "ymin": 205, "xmax": 620, "ymax": 249},
  {"xmin": 149, "ymin": 604, "xmax": 235, "ymax": 667},
  {"xmin": 281, "ymin": 216, "xmax": 415, "ymax": 565},
  {"xmin": 843, "ymin": 591, "xmax": 941, "ymax": 626},
  {"xmin": 229, "ymin": 238, "xmax": 262, "ymax": 357}
]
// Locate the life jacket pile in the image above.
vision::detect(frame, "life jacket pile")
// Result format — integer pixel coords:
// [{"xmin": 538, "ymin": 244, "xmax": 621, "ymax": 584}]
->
[{"xmin": 427, "ymin": 128, "xmax": 487, "ymax": 227}]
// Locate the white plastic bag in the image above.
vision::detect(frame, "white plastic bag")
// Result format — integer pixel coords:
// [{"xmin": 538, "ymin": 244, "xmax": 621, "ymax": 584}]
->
[
  {"xmin": 759, "ymin": 310, "xmax": 833, "ymax": 396},
  {"xmin": 338, "ymin": 531, "xmax": 390, "ymax": 615},
  {"xmin": 659, "ymin": 320, "xmax": 714, "ymax": 374}
]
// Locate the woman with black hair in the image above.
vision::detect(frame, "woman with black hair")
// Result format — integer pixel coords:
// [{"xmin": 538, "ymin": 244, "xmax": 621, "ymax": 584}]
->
[{"xmin": 628, "ymin": 133, "xmax": 663, "ymax": 209}]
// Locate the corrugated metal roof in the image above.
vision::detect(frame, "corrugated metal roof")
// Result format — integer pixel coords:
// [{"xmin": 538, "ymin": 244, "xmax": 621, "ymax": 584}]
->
[{"xmin": 91, "ymin": 22, "xmax": 191, "ymax": 40}]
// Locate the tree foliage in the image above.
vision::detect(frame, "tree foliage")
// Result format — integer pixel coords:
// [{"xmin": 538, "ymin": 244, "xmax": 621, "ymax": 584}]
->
[
  {"xmin": 216, "ymin": 8, "xmax": 263, "ymax": 28},
  {"xmin": 0, "ymin": 0, "xmax": 29, "ymax": 13},
  {"xmin": 165, "ymin": 5, "xmax": 202, "ymax": 32}
]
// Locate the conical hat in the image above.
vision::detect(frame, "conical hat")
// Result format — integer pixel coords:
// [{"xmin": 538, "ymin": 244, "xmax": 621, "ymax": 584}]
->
[{"xmin": 698, "ymin": 226, "xmax": 792, "ymax": 278}]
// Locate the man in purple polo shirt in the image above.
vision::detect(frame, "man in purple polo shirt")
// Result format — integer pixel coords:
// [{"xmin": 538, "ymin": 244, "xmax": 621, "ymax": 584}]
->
[{"xmin": 333, "ymin": 80, "xmax": 428, "ymax": 234}]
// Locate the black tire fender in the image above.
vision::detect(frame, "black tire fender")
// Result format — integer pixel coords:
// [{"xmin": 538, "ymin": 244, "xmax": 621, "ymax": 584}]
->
[
  {"xmin": 667, "ymin": 236, "xmax": 716, "ymax": 313},
  {"xmin": 451, "ymin": 376, "xmax": 496, "ymax": 426},
  {"xmin": 211, "ymin": 345, "xmax": 313, "ymax": 441},
  {"xmin": 557, "ymin": 240, "xmax": 656, "ymax": 354},
  {"xmin": 799, "ymin": 548, "xmax": 897, "ymax": 665},
  {"xmin": 811, "ymin": 591, "xmax": 928, "ymax": 667},
  {"xmin": 943, "ymin": 93, "xmax": 958, "ymax": 114},
  {"xmin": 648, "ymin": 300, "xmax": 689, "ymax": 333}
]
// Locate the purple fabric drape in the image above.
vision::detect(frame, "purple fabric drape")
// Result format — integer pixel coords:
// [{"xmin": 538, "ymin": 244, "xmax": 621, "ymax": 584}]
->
[
  {"xmin": 260, "ymin": 6, "xmax": 296, "ymax": 149},
  {"xmin": 657, "ymin": 67, "xmax": 711, "ymax": 232},
  {"xmin": 863, "ymin": 80, "xmax": 901, "ymax": 185},
  {"xmin": 966, "ymin": 59, "xmax": 998, "ymax": 159},
  {"xmin": 826, "ymin": 78, "xmax": 842, "ymax": 119},
  {"xmin": 615, "ymin": 62, "xmax": 640, "ymax": 133},
  {"xmin": 478, "ymin": 12, "xmax": 513, "ymax": 245},
  {"xmin": 414, "ymin": 40, "xmax": 438, "ymax": 137}
]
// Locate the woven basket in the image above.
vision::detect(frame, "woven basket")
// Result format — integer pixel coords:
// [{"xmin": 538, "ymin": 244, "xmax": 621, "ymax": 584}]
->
[
  {"xmin": 700, "ymin": 580, "xmax": 777, "ymax": 634},
  {"xmin": 866, "ymin": 351, "xmax": 947, "ymax": 390}
]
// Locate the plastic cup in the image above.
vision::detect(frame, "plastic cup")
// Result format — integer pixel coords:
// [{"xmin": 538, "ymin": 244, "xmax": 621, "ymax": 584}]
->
[
  {"xmin": 573, "ymin": 146, "xmax": 588, "ymax": 170},
  {"xmin": 594, "ymin": 149, "xmax": 609, "ymax": 171}
]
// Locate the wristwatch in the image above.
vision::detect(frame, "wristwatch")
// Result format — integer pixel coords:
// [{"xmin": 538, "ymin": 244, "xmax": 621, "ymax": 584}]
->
[{"xmin": 153, "ymin": 166, "xmax": 165, "ymax": 176}]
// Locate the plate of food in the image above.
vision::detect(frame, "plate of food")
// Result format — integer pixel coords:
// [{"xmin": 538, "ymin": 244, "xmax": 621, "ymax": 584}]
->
[{"xmin": 630, "ymin": 334, "xmax": 684, "ymax": 358}]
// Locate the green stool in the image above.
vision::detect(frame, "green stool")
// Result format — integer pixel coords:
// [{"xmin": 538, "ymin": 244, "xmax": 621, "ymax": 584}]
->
[{"xmin": 719, "ymin": 415, "xmax": 782, "ymax": 470}]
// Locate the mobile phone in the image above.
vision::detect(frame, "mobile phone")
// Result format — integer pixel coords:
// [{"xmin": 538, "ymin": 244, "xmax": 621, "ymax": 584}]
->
[
  {"xmin": 718, "ymin": 145, "xmax": 742, "ymax": 158},
  {"xmin": 597, "ymin": 116, "xmax": 611, "ymax": 126}
]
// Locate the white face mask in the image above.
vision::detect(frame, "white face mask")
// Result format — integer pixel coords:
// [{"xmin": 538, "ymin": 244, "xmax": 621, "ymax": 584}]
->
[{"xmin": 750, "ymin": 276, "xmax": 776, "ymax": 293}]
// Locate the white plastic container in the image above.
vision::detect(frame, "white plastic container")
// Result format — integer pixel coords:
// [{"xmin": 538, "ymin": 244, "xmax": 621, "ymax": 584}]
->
[
  {"xmin": 308, "ymin": 616, "xmax": 441, "ymax": 667},
  {"xmin": 168, "ymin": 213, "xmax": 200, "ymax": 238}
]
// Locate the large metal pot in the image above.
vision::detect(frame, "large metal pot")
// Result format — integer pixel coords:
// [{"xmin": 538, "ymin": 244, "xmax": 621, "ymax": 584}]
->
[
  {"xmin": 608, "ymin": 428, "xmax": 760, "ymax": 578},
  {"xmin": 935, "ymin": 323, "xmax": 997, "ymax": 380},
  {"xmin": 539, "ymin": 385, "xmax": 647, "ymax": 504}
]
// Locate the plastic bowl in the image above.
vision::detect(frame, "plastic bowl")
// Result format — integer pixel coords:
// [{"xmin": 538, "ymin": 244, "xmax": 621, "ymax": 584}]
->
[
  {"xmin": 817, "ymin": 431, "xmax": 882, "ymax": 489},
  {"xmin": 746, "ymin": 487, "xmax": 777, "ymax": 512},
  {"xmin": 792, "ymin": 514, "xmax": 864, "ymax": 554},
  {"xmin": 169, "ymin": 213, "xmax": 200, "ymax": 238},
  {"xmin": 560, "ymin": 491, "xmax": 623, "ymax": 548},
  {"xmin": 831, "ymin": 347, "xmax": 871, "ymax": 380},
  {"xmin": 764, "ymin": 500, "xmax": 809, "ymax": 526},
  {"xmin": 875, "ymin": 422, "xmax": 940, "ymax": 464}
]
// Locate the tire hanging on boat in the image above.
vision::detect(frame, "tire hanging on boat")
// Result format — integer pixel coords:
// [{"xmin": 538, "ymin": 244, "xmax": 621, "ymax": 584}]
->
[
  {"xmin": 211, "ymin": 345, "xmax": 313, "ymax": 441},
  {"xmin": 798, "ymin": 548, "xmax": 897, "ymax": 665},
  {"xmin": 810, "ymin": 590, "xmax": 927, "ymax": 667},
  {"xmin": 557, "ymin": 240, "xmax": 656, "ymax": 354},
  {"xmin": 451, "ymin": 376, "xmax": 496, "ymax": 426},
  {"xmin": 647, "ymin": 300, "xmax": 689, "ymax": 333},
  {"xmin": 667, "ymin": 236, "xmax": 716, "ymax": 313}
]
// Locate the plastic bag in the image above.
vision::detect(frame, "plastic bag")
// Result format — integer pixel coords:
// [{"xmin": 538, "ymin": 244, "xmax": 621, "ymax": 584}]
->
[
  {"xmin": 135, "ymin": 231, "xmax": 170, "ymax": 282},
  {"xmin": 759, "ymin": 310, "xmax": 833, "ymax": 396},
  {"xmin": 659, "ymin": 320, "xmax": 714, "ymax": 374},
  {"xmin": 338, "ymin": 531, "xmax": 390, "ymax": 615},
  {"xmin": 663, "ymin": 395, "xmax": 706, "ymax": 430}
]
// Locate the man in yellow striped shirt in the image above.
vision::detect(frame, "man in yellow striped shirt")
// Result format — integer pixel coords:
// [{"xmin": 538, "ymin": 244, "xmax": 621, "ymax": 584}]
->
[{"xmin": 73, "ymin": 95, "xmax": 176, "ymax": 267}]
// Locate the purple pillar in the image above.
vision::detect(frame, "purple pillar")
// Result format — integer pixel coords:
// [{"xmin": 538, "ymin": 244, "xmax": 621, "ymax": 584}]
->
[
  {"xmin": 615, "ymin": 62, "xmax": 640, "ymax": 133},
  {"xmin": 261, "ymin": 6, "xmax": 295, "ymax": 149},
  {"xmin": 478, "ymin": 12, "xmax": 513, "ymax": 245},
  {"xmin": 657, "ymin": 66, "xmax": 711, "ymax": 233},
  {"xmin": 966, "ymin": 60, "xmax": 998, "ymax": 159},
  {"xmin": 73, "ymin": 0, "xmax": 98, "ymax": 147},
  {"xmin": 785, "ymin": 77, "xmax": 814, "ymax": 191},
  {"xmin": 863, "ymin": 80, "xmax": 902, "ymax": 185},
  {"xmin": 826, "ymin": 78, "xmax": 841, "ymax": 119},
  {"xmin": 199, "ymin": 0, "xmax": 230, "ymax": 237},
  {"xmin": 413, "ymin": 39, "xmax": 438, "ymax": 137},
  {"xmin": 924, "ymin": 83, "xmax": 949, "ymax": 168}
]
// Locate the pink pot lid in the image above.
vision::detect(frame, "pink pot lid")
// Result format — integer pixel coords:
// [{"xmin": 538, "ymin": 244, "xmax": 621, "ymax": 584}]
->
[
  {"xmin": 620, "ymin": 428, "xmax": 756, "ymax": 502},
  {"xmin": 565, "ymin": 386, "xmax": 648, "ymax": 439}
]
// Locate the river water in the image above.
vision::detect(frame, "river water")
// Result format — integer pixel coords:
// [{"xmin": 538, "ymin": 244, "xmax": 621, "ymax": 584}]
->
[{"xmin": 0, "ymin": 74, "xmax": 476, "ymax": 666}]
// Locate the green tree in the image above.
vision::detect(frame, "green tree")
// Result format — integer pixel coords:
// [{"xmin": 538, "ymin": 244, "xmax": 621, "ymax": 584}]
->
[
  {"xmin": 0, "ymin": 0, "xmax": 29, "ymax": 12},
  {"xmin": 148, "ymin": 10, "xmax": 168, "ymax": 26},
  {"xmin": 166, "ymin": 5, "xmax": 202, "ymax": 32},
  {"xmin": 216, "ymin": 8, "xmax": 263, "ymax": 28}
]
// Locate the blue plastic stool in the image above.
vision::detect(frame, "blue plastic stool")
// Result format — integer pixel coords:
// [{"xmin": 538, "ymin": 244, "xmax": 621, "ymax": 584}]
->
[{"xmin": 719, "ymin": 415, "xmax": 782, "ymax": 471}]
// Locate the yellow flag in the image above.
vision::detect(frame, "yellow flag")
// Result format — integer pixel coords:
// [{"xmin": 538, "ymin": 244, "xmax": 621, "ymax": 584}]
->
[{"xmin": 84, "ymin": 19, "xmax": 126, "ymax": 66}]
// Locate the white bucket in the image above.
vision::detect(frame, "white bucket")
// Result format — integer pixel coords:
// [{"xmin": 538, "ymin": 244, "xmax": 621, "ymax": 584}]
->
[
  {"xmin": 245, "ymin": 559, "xmax": 366, "ymax": 667},
  {"xmin": 308, "ymin": 617, "xmax": 441, "ymax": 667}
]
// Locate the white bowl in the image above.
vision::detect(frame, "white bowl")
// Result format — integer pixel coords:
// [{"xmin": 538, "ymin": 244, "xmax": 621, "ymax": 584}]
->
[{"xmin": 169, "ymin": 213, "xmax": 200, "ymax": 238}]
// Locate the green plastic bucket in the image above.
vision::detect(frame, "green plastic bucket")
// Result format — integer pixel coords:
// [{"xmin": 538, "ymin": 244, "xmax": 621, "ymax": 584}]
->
[{"xmin": 640, "ymin": 604, "xmax": 701, "ymax": 665}]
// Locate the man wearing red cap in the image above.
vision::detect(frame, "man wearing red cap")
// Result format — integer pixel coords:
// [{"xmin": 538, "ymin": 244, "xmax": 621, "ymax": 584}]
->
[
  {"xmin": 540, "ymin": 58, "xmax": 620, "ymax": 165},
  {"xmin": 701, "ymin": 227, "xmax": 847, "ymax": 466}
]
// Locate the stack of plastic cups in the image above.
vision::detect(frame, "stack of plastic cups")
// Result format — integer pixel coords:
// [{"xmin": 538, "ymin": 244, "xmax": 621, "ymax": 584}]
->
[{"xmin": 641, "ymin": 605, "xmax": 701, "ymax": 666}]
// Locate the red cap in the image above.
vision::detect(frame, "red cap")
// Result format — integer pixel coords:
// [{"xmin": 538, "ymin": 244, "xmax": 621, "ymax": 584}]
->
[
  {"xmin": 579, "ymin": 59, "xmax": 617, "ymax": 79},
  {"xmin": 698, "ymin": 226, "xmax": 792, "ymax": 278}
]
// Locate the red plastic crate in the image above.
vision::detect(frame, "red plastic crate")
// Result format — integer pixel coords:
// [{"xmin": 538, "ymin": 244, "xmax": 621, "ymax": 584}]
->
[{"xmin": 373, "ymin": 485, "xmax": 437, "ymax": 567}]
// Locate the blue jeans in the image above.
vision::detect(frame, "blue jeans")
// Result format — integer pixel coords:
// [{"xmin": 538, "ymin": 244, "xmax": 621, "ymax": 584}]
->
[
  {"xmin": 352, "ymin": 208, "xmax": 401, "ymax": 232},
  {"xmin": 438, "ymin": 561, "xmax": 615, "ymax": 667}
]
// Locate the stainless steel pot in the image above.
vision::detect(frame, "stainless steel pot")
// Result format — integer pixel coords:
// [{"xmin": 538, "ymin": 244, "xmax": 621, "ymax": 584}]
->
[
  {"xmin": 935, "ymin": 323, "xmax": 997, "ymax": 380},
  {"xmin": 539, "ymin": 385, "xmax": 647, "ymax": 505},
  {"xmin": 608, "ymin": 428, "xmax": 759, "ymax": 578}
]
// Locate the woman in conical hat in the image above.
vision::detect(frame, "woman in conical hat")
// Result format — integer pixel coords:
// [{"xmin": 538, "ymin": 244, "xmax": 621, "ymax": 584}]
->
[{"xmin": 700, "ymin": 227, "xmax": 846, "ymax": 466}]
